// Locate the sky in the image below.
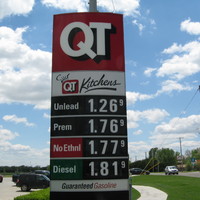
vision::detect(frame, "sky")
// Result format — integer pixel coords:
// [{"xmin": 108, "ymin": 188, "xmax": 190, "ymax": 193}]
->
[{"xmin": 0, "ymin": 0, "xmax": 200, "ymax": 167}]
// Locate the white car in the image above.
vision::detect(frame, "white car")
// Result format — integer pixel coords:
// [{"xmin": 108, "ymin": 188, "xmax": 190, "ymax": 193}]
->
[{"xmin": 165, "ymin": 166, "xmax": 179, "ymax": 175}]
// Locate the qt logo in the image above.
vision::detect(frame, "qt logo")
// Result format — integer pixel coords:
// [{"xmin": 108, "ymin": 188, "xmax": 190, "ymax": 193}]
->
[
  {"xmin": 60, "ymin": 22, "xmax": 115, "ymax": 63},
  {"xmin": 62, "ymin": 80, "xmax": 79, "ymax": 94}
]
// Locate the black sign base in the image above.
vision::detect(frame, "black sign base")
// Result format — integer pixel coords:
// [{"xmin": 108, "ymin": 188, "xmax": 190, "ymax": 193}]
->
[{"xmin": 50, "ymin": 191, "xmax": 129, "ymax": 200}]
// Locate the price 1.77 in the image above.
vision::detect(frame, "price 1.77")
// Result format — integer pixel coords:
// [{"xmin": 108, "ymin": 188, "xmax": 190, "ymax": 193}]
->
[
  {"xmin": 84, "ymin": 138, "xmax": 127, "ymax": 157},
  {"xmin": 83, "ymin": 159, "xmax": 128, "ymax": 179}
]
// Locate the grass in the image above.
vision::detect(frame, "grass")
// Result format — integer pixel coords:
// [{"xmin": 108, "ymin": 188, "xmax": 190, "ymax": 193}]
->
[
  {"xmin": 131, "ymin": 175, "xmax": 200, "ymax": 200},
  {"xmin": 13, "ymin": 175, "xmax": 200, "ymax": 200},
  {"xmin": 14, "ymin": 188, "xmax": 50, "ymax": 200},
  {"xmin": 132, "ymin": 187, "xmax": 140, "ymax": 200}
]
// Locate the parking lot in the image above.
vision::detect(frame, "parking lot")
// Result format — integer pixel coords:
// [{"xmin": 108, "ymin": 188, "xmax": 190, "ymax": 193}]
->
[{"xmin": 0, "ymin": 177, "xmax": 38, "ymax": 200}]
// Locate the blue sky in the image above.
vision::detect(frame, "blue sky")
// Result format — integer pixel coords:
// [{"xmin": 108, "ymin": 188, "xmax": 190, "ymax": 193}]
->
[{"xmin": 1, "ymin": 0, "xmax": 200, "ymax": 166}]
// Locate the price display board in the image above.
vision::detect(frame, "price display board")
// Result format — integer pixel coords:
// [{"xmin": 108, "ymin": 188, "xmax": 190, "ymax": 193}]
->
[{"xmin": 50, "ymin": 13, "xmax": 129, "ymax": 200}]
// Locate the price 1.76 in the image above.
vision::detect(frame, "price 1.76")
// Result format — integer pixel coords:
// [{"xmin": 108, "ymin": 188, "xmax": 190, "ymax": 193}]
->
[
  {"xmin": 83, "ymin": 159, "xmax": 128, "ymax": 179},
  {"xmin": 51, "ymin": 117, "xmax": 127, "ymax": 136},
  {"xmin": 88, "ymin": 117, "xmax": 127, "ymax": 135},
  {"xmin": 84, "ymin": 138, "xmax": 127, "ymax": 157}
]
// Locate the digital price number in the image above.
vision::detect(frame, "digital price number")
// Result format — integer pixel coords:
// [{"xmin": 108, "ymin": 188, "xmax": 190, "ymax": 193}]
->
[
  {"xmin": 84, "ymin": 138, "xmax": 127, "ymax": 157},
  {"xmin": 83, "ymin": 159, "xmax": 128, "ymax": 179},
  {"xmin": 88, "ymin": 118, "xmax": 126, "ymax": 134},
  {"xmin": 87, "ymin": 97, "xmax": 125, "ymax": 114}
]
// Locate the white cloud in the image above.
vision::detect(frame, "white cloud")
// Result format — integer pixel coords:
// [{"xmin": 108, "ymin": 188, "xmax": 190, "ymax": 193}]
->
[
  {"xmin": 41, "ymin": 0, "xmax": 140, "ymax": 16},
  {"xmin": 127, "ymin": 108, "xmax": 169, "ymax": 129},
  {"xmin": 133, "ymin": 129, "xmax": 143, "ymax": 135},
  {"xmin": 157, "ymin": 41, "xmax": 200, "ymax": 80},
  {"xmin": 0, "ymin": 125, "xmax": 49, "ymax": 166},
  {"xmin": 0, "ymin": 26, "xmax": 51, "ymax": 109},
  {"xmin": 181, "ymin": 18, "xmax": 200, "ymax": 35},
  {"xmin": 126, "ymin": 91, "xmax": 153, "ymax": 105},
  {"xmin": 162, "ymin": 43, "xmax": 182, "ymax": 54},
  {"xmin": 0, "ymin": 126, "xmax": 19, "ymax": 141},
  {"xmin": 144, "ymin": 67, "xmax": 156, "ymax": 77},
  {"xmin": 148, "ymin": 115, "xmax": 200, "ymax": 151},
  {"xmin": 98, "ymin": 0, "xmax": 140, "ymax": 16},
  {"xmin": 153, "ymin": 115, "xmax": 200, "ymax": 135},
  {"xmin": 3, "ymin": 114, "xmax": 35, "ymax": 126},
  {"xmin": 128, "ymin": 141, "xmax": 151, "ymax": 161},
  {"xmin": 0, "ymin": 0, "xmax": 35, "ymax": 20},
  {"xmin": 132, "ymin": 19, "xmax": 145, "ymax": 34},
  {"xmin": 41, "ymin": 0, "xmax": 87, "ymax": 12},
  {"xmin": 43, "ymin": 113, "xmax": 50, "ymax": 119},
  {"xmin": 155, "ymin": 80, "xmax": 192, "ymax": 95}
]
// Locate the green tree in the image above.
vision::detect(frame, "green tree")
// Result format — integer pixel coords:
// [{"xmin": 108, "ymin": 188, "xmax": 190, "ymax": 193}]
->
[
  {"xmin": 191, "ymin": 148, "xmax": 200, "ymax": 159},
  {"xmin": 156, "ymin": 148, "xmax": 178, "ymax": 171}
]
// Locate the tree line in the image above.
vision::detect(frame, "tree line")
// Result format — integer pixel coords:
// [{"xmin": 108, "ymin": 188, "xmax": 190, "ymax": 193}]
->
[
  {"xmin": 0, "ymin": 165, "xmax": 50, "ymax": 174},
  {"xmin": 130, "ymin": 147, "xmax": 200, "ymax": 172}
]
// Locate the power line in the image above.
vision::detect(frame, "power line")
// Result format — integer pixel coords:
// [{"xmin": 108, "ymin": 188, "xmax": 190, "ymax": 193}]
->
[
  {"xmin": 179, "ymin": 86, "xmax": 199, "ymax": 118},
  {"xmin": 111, "ymin": 0, "xmax": 116, "ymax": 13}
]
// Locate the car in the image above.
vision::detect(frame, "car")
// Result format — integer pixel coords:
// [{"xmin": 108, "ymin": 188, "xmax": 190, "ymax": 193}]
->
[
  {"xmin": 12, "ymin": 170, "xmax": 50, "ymax": 183},
  {"xmin": 0, "ymin": 174, "xmax": 3, "ymax": 183},
  {"xmin": 35, "ymin": 170, "xmax": 50, "ymax": 178},
  {"xmin": 129, "ymin": 168, "xmax": 150, "ymax": 175},
  {"xmin": 12, "ymin": 174, "xmax": 20, "ymax": 183},
  {"xmin": 165, "ymin": 166, "xmax": 179, "ymax": 175},
  {"xmin": 16, "ymin": 173, "xmax": 50, "ymax": 191}
]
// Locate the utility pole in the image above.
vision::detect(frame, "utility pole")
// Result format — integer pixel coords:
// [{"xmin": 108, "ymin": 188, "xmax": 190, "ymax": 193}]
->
[
  {"xmin": 89, "ymin": 0, "xmax": 98, "ymax": 12},
  {"xmin": 179, "ymin": 137, "xmax": 184, "ymax": 171}
]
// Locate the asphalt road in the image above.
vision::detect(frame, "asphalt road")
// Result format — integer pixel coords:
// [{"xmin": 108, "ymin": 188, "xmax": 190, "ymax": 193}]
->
[
  {"xmin": 0, "ymin": 177, "xmax": 38, "ymax": 200},
  {"xmin": 151, "ymin": 171, "xmax": 200, "ymax": 177}
]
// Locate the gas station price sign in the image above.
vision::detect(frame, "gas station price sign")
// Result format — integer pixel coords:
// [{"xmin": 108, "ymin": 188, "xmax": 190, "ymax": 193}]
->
[{"xmin": 50, "ymin": 13, "xmax": 129, "ymax": 200}]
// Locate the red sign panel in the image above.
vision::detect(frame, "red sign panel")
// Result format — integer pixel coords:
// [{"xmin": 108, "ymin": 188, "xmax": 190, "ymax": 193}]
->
[
  {"xmin": 51, "ymin": 138, "xmax": 82, "ymax": 157},
  {"xmin": 52, "ymin": 13, "xmax": 125, "ymax": 72}
]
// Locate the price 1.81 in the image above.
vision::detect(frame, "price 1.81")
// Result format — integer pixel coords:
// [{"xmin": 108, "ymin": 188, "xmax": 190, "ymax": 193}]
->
[
  {"xmin": 84, "ymin": 138, "xmax": 127, "ymax": 157},
  {"xmin": 83, "ymin": 159, "xmax": 128, "ymax": 179}
]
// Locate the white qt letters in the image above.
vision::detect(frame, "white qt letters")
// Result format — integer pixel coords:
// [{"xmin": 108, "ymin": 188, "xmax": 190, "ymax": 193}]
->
[{"xmin": 60, "ymin": 22, "xmax": 112, "ymax": 59}]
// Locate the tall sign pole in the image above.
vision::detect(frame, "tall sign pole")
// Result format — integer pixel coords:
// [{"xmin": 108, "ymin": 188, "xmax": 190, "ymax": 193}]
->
[
  {"xmin": 50, "ymin": 9, "xmax": 129, "ymax": 200},
  {"xmin": 89, "ymin": 0, "xmax": 98, "ymax": 12}
]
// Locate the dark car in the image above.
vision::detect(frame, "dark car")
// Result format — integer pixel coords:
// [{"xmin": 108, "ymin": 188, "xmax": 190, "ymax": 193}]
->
[
  {"xmin": 129, "ymin": 168, "xmax": 150, "ymax": 175},
  {"xmin": 12, "ymin": 174, "xmax": 20, "ymax": 183},
  {"xmin": 16, "ymin": 173, "xmax": 50, "ymax": 191},
  {"xmin": 35, "ymin": 170, "xmax": 50, "ymax": 178},
  {"xmin": 0, "ymin": 174, "xmax": 3, "ymax": 182}
]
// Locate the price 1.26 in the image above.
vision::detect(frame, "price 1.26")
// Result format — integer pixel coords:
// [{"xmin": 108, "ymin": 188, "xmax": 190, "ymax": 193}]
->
[
  {"xmin": 88, "ymin": 97, "xmax": 126, "ymax": 114},
  {"xmin": 83, "ymin": 159, "xmax": 128, "ymax": 179}
]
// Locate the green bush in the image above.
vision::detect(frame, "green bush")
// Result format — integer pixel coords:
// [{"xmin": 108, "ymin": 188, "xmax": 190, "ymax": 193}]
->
[
  {"xmin": 185, "ymin": 161, "xmax": 192, "ymax": 171},
  {"xmin": 14, "ymin": 188, "xmax": 50, "ymax": 200}
]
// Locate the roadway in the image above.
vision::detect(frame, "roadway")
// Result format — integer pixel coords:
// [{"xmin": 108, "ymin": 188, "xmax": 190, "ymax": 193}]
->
[
  {"xmin": 0, "ymin": 177, "xmax": 38, "ymax": 200},
  {"xmin": 151, "ymin": 171, "xmax": 200, "ymax": 177}
]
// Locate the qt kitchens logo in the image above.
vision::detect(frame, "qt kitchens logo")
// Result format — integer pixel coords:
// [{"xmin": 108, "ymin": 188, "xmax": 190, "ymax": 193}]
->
[
  {"xmin": 60, "ymin": 22, "xmax": 115, "ymax": 63},
  {"xmin": 56, "ymin": 74, "xmax": 121, "ymax": 94}
]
